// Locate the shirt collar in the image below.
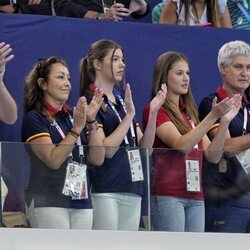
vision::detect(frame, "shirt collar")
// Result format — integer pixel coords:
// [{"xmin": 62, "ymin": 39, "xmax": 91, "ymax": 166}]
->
[
  {"xmin": 216, "ymin": 86, "xmax": 249, "ymax": 105},
  {"xmin": 44, "ymin": 102, "xmax": 68, "ymax": 116}
]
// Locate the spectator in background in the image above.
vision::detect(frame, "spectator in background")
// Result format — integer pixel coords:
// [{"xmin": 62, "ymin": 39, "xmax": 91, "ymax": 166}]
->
[
  {"xmin": 152, "ymin": 0, "xmax": 166, "ymax": 23},
  {"xmin": 199, "ymin": 40, "xmax": 250, "ymax": 233},
  {"xmin": 54, "ymin": 0, "xmax": 150, "ymax": 21},
  {"xmin": 0, "ymin": 42, "xmax": 17, "ymax": 125},
  {"xmin": 228, "ymin": 0, "xmax": 250, "ymax": 29},
  {"xmin": 0, "ymin": 0, "xmax": 44, "ymax": 14},
  {"xmin": 159, "ymin": 0, "xmax": 232, "ymax": 28}
]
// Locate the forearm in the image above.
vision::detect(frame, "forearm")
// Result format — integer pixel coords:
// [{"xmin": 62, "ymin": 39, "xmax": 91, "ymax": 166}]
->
[
  {"xmin": 0, "ymin": 82, "xmax": 17, "ymax": 124},
  {"xmin": 139, "ymin": 111, "xmax": 157, "ymax": 148},
  {"xmin": 224, "ymin": 133, "xmax": 250, "ymax": 154},
  {"xmin": 173, "ymin": 112, "xmax": 217, "ymax": 153},
  {"xmin": 205, "ymin": 119, "xmax": 230, "ymax": 163},
  {"xmin": 87, "ymin": 128, "xmax": 105, "ymax": 166},
  {"xmin": 104, "ymin": 114, "xmax": 134, "ymax": 158},
  {"xmin": 31, "ymin": 133, "xmax": 79, "ymax": 170}
]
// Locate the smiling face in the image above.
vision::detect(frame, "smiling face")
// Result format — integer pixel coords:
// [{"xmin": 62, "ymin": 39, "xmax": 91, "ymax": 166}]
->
[
  {"xmin": 99, "ymin": 48, "xmax": 125, "ymax": 84},
  {"xmin": 41, "ymin": 63, "xmax": 71, "ymax": 107},
  {"xmin": 167, "ymin": 59, "xmax": 190, "ymax": 96},
  {"xmin": 221, "ymin": 55, "xmax": 250, "ymax": 95}
]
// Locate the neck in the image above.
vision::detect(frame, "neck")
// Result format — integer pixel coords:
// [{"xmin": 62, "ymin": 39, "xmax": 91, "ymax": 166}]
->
[
  {"xmin": 167, "ymin": 92, "xmax": 180, "ymax": 106},
  {"xmin": 222, "ymin": 83, "xmax": 245, "ymax": 98},
  {"xmin": 45, "ymin": 98, "xmax": 64, "ymax": 111},
  {"xmin": 95, "ymin": 76, "xmax": 116, "ymax": 101}
]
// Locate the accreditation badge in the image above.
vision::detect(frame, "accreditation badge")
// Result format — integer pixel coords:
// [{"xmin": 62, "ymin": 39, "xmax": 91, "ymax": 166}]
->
[
  {"xmin": 62, "ymin": 161, "xmax": 88, "ymax": 199},
  {"xmin": 185, "ymin": 159, "xmax": 200, "ymax": 192},
  {"xmin": 127, "ymin": 149, "xmax": 144, "ymax": 182}
]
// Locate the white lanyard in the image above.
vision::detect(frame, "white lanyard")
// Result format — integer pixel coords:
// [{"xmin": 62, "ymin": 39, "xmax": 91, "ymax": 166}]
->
[
  {"xmin": 107, "ymin": 95, "xmax": 136, "ymax": 147},
  {"xmin": 243, "ymin": 106, "xmax": 249, "ymax": 135}
]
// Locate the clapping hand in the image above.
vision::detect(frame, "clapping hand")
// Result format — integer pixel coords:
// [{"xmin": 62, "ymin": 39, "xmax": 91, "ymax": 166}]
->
[
  {"xmin": 211, "ymin": 96, "xmax": 233, "ymax": 119},
  {"xmin": 73, "ymin": 97, "xmax": 88, "ymax": 133},
  {"xmin": 124, "ymin": 83, "xmax": 136, "ymax": 117},
  {"xmin": 222, "ymin": 94, "xmax": 242, "ymax": 122},
  {"xmin": 0, "ymin": 42, "xmax": 14, "ymax": 83},
  {"xmin": 87, "ymin": 88, "xmax": 104, "ymax": 122},
  {"xmin": 150, "ymin": 83, "xmax": 167, "ymax": 113}
]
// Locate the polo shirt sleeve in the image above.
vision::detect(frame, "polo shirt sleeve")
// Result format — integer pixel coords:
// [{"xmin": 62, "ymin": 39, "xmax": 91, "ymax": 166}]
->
[
  {"xmin": 156, "ymin": 107, "xmax": 172, "ymax": 127},
  {"xmin": 22, "ymin": 111, "xmax": 50, "ymax": 143}
]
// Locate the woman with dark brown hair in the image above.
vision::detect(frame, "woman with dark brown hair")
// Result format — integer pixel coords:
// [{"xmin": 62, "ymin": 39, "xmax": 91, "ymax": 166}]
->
[{"xmin": 22, "ymin": 56, "xmax": 104, "ymax": 229}]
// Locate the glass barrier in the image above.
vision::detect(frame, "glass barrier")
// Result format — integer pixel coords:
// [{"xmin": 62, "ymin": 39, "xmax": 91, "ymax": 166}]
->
[{"xmin": 1, "ymin": 142, "xmax": 250, "ymax": 233}]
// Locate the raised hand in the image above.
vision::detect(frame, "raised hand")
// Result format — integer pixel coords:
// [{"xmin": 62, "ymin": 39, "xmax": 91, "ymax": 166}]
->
[
  {"xmin": 211, "ymin": 96, "xmax": 233, "ymax": 119},
  {"xmin": 222, "ymin": 94, "xmax": 242, "ymax": 122},
  {"xmin": 87, "ymin": 88, "xmax": 104, "ymax": 122},
  {"xmin": 124, "ymin": 83, "xmax": 135, "ymax": 117},
  {"xmin": 0, "ymin": 42, "xmax": 14, "ymax": 82},
  {"xmin": 73, "ymin": 96, "xmax": 88, "ymax": 133},
  {"xmin": 150, "ymin": 83, "xmax": 167, "ymax": 113}
]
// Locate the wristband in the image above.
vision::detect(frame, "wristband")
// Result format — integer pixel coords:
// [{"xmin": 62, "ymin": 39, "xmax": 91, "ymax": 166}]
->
[
  {"xmin": 68, "ymin": 129, "xmax": 80, "ymax": 139},
  {"xmin": 86, "ymin": 120, "xmax": 96, "ymax": 124},
  {"xmin": 86, "ymin": 121, "xmax": 99, "ymax": 131}
]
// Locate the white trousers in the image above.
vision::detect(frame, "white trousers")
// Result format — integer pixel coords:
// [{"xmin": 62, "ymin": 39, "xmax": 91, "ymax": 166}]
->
[
  {"xmin": 92, "ymin": 192, "xmax": 142, "ymax": 230},
  {"xmin": 26, "ymin": 200, "xmax": 93, "ymax": 229}
]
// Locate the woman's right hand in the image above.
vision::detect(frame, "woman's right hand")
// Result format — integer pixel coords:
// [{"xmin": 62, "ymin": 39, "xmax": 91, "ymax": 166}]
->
[
  {"xmin": 72, "ymin": 96, "xmax": 88, "ymax": 134},
  {"xmin": 210, "ymin": 96, "xmax": 234, "ymax": 119}
]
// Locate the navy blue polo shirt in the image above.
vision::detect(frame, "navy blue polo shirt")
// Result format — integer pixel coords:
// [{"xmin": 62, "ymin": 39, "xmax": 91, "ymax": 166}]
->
[
  {"xmin": 21, "ymin": 103, "xmax": 92, "ymax": 209},
  {"xmin": 199, "ymin": 86, "xmax": 250, "ymax": 206},
  {"xmin": 86, "ymin": 90, "xmax": 145, "ymax": 196}
]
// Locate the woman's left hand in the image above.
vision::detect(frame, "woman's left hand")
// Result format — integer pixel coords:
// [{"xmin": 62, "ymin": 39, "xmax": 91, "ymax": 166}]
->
[{"xmin": 86, "ymin": 88, "xmax": 104, "ymax": 122}]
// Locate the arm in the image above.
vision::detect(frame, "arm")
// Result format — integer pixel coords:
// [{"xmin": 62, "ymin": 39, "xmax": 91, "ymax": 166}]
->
[
  {"xmin": 30, "ymin": 97, "xmax": 88, "ymax": 170},
  {"xmin": 86, "ymin": 89, "xmax": 105, "ymax": 166},
  {"xmin": 156, "ymin": 97, "xmax": 234, "ymax": 153},
  {"xmin": 102, "ymin": 84, "xmax": 135, "ymax": 159},
  {"xmin": 0, "ymin": 42, "xmax": 17, "ymax": 124},
  {"xmin": 220, "ymin": 6, "xmax": 232, "ymax": 28},
  {"xmin": 159, "ymin": 0, "xmax": 178, "ymax": 24},
  {"xmin": 138, "ymin": 83, "xmax": 167, "ymax": 148}
]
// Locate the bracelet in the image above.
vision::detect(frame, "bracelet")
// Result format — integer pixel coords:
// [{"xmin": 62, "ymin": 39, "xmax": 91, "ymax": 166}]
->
[
  {"xmin": 86, "ymin": 121, "xmax": 99, "ymax": 131},
  {"xmin": 68, "ymin": 130, "xmax": 80, "ymax": 139},
  {"xmin": 86, "ymin": 120, "xmax": 96, "ymax": 124}
]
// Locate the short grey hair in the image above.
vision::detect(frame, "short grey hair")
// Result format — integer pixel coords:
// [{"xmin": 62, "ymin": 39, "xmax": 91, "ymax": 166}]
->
[{"xmin": 217, "ymin": 40, "xmax": 250, "ymax": 70}]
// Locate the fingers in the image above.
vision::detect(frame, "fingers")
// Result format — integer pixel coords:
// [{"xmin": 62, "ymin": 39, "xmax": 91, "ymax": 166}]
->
[
  {"xmin": 0, "ymin": 42, "xmax": 14, "ymax": 66},
  {"xmin": 28, "ymin": 0, "xmax": 42, "ymax": 4}
]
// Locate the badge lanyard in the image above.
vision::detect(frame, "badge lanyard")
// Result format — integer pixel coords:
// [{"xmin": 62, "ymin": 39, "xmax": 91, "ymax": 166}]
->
[
  {"xmin": 243, "ymin": 106, "xmax": 249, "ymax": 135},
  {"xmin": 53, "ymin": 117, "xmax": 88, "ymax": 199},
  {"xmin": 185, "ymin": 115, "xmax": 200, "ymax": 192},
  {"xmin": 107, "ymin": 94, "xmax": 144, "ymax": 182},
  {"xmin": 107, "ymin": 95, "xmax": 136, "ymax": 147}
]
